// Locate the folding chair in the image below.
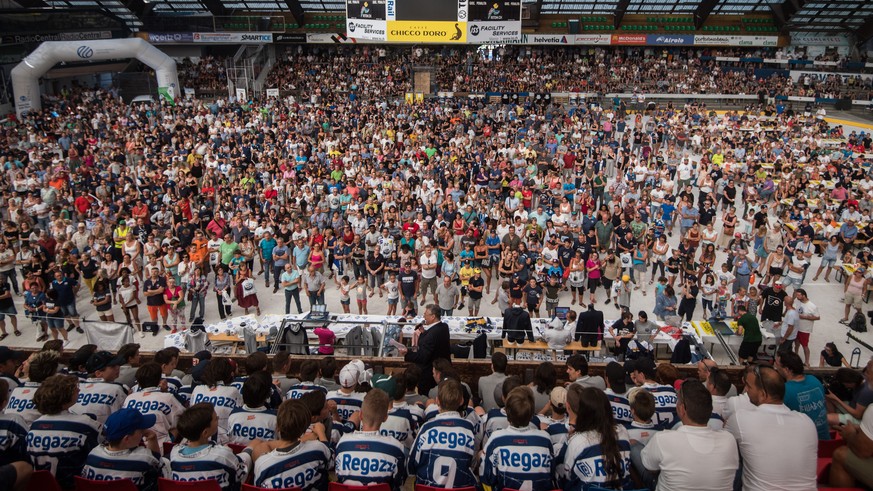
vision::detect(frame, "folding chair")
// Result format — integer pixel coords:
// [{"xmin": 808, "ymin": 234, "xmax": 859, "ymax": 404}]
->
[
  {"xmin": 157, "ymin": 478, "xmax": 222, "ymax": 491},
  {"xmin": 75, "ymin": 476, "xmax": 139, "ymax": 491}
]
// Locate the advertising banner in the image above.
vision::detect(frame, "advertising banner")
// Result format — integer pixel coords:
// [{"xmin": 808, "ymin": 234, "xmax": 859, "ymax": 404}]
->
[
  {"xmin": 790, "ymin": 70, "xmax": 873, "ymax": 83},
  {"xmin": 647, "ymin": 34, "xmax": 693, "ymax": 46},
  {"xmin": 521, "ymin": 33, "xmax": 572, "ymax": 44},
  {"xmin": 273, "ymin": 33, "xmax": 307, "ymax": 43},
  {"xmin": 467, "ymin": 21, "xmax": 521, "ymax": 43},
  {"xmin": 611, "ymin": 34, "xmax": 647, "ymax": 45},
  {"xmin": 346, "ymin": 19, "xmax": 387, "ymax": 40},
  {"xmin": 694, "ymin": 34, "xmax": 778, "ymax": 46},
  {"xmin": 3, "ymin": 31, "xmax": 113, "ymax": 44},
  {"xmin": 386, "ymin": 21, "xmax": 467, "ymax": 43},
  {"xmin": 265, "ymin": 88, "xmax": 280, "ymax": 97},
  {"xmin": 573, "ymin": 34, "xmax": 611, "ymax": 45},
  {"xmin": 147, "ymin": 32, "xmax": 195, "ymax": 44},
  {"xmin": 192, "ymin": 32, "xmax": 273, "ymax": 43}
]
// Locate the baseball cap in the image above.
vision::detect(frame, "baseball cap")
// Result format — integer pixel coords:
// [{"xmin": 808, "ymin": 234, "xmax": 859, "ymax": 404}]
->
[
  {"xmin": 473, "ymin": 268, "xmax": 482, "ymax": 274},
  {"xmin": 104, "ymin": 408, "xmax": 156, "ymax": 442},
  {"xmin": 86, "ymin": 351, "xmax": 125, "ymax": 373},
  {"xmin": 338, "ymin": 364, "xmax": 360, "ymax": 388},
  {"xmin": 550, "ymin": 386, "xmax": 567, "ymax": 409},
  {"xmin": 0, "ymin": 347, "xmax": 25, "ymax": 364},
  {"xmin": 371, "ymin": 374, "xmax": 396, "ymax": 396}
]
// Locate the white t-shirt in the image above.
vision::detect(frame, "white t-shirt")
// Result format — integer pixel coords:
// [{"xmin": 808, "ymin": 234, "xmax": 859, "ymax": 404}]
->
[
  {"xmin": 726, "ymin": 404, "xmax": 817, "ymax": 491},
  {"xmin": 420, "ymin": 252, "xmax": 438, "ymax": 279},
  {"xmin": 641, "ymin": 425, "xmax": 739, "ymax": 491},
  {"xmin": 861, "ymin": 399, "xmax": 873, "ymax": 440},
  {"xmin": 780, "ymin": 309, "xmax": 799, "ymax": 340},
  {"xmin": 795, "ymin": 300, "xmax": 818, "ymax": 333}
]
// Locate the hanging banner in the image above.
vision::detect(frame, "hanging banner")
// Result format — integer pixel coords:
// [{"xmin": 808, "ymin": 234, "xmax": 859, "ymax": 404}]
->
[
  {"xmin": 235, "ymin": 88, "xmax": 247, "ymax": 101},
  {"xmin": 347, "ymin": 19, "xmax": 388, "ymax": 40},
  {"xmin": 573, "ymin": 34, "xmax": 611, "ymax": 45},
  {"xmin": 467, "ymin": 22, "xmax": 521, "ymax": 43},
  {"xmin": 790, "ymin": 70, "xmax": 873, "ymax": 83},
  {"xmin": 3, "ymin": 31, "xmax": 114, "ymax": 44},
  {"xmin": 273, "ymin": 33, "xmax": 307, "ymax": 43},
  {"xmin": 521, "ymin": 33, "xmax": 572, "ymax": 44},
  {"xmin": 790, "ymin": 32, "xmax": 850, "ymax": 46},
  {"xmin": 147, "ymin": 32, "xmax": 194, "ymax": 44},
  {"xmin": 266, "ymin": 88, "xmax": 280, "ymax": 97},
  {"xmin": 647, "ymin": 34, "xmax": 694, "ymax": 46},
  {"xmin": 694, "ymin": 35, "xmax": 778, "ymax": 47},
  {"xmin": 157, "ymin": 87, "xmax": 175, "ymax": 105},
  {"xmin": 387, "ymin": 21, "xmax": 467, "ymax": 43}
]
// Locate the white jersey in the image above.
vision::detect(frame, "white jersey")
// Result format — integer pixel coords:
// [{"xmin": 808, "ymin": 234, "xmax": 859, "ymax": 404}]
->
[
  {"xmin": 480, "ymin": 408, "xmax": 540, "ymax": 449},
  {"xmin": 252, "ymin": 440, "xmax": 331, "ymax": 491},
  {"xmin": 423, "ymin": 404, "xmax": 483, "ymax": 451},
  {"xmin": 123, "ymin": 387, "xmax": 186, "ymax": 445},
  {"xmin": 407, "ymin": 411, "xmax": 478, "ymax": 489},
  {"xmin": 169, "ymin": 443, "xmax": 251, "ymax": 490},
  {"xmin": 335, "ymin": 431, "xmax": 407, "ymax": 491},
  {"xmin": 70, "ymin": 378, "xmax": 129, "ymax": 426},
  {"xmin": 326, "ymin": 390, "xmax": 365, "ymax": 421},
  {"xmin": 27, "ymin": 412, "xmax": 103, "ymax": 489},
  {"xmin": 380, "ymin": 402, "xmax": 421, "ymax": 455},
  {"xmin": 481, "ymin": 425, "xmax": 555, "ymax": 491},
  {"xmin": 189, "ymin": 384, "xmax": 242, "ymax": 444},
  {"xmin": 286, "ymin": 382, "xmax": 327, "ymax": 400},
  {"xmin": 82, "ymin": 445, "xmax": 170, "ymax": 491},
  {"xmin": 227, "ymin": 405, "xmax": 277, "ymax": 444},
  {"xmin": 0, "ymin": 412, "xmax": 28, "ymax": 463},
  {"xmin": 5, "ymin": 381, "xmax": 41, "ymax": 427}
]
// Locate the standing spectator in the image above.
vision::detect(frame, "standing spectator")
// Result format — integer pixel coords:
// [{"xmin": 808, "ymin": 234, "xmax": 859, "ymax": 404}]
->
[
  {"xmin": 436, "ymin": 275, "xmax": 460, "ymax": 317},
  {"xmin": 142, "ymin": 268, "xmax": 168, "ymax": 330},
  {"xmin": 164, "ymin": 276, "xmax": 185, "ymax": 333},
  {"xmin": 303, "ymin": 265, "xmax": 326, "ymax": 307},
  {"xmin": 116, "ymin": 274, "xmax": 141, "ymax": 335},
  {"xmin": 187, "ymin": 266, "xmax": 209, "ymax": 323},
  {"xmin": 735, "ymin": 304, "xmax": 762, "ymax": 364},
  {"xmin": 271, "ymin": 237, "xmax": 290, "ymax": 293},
  {"xmin": 793, "ymin": 288, "xmax": 819, "ymax": 367},
  {"xmin": 777, "ymin": 297, "xmax": 799, "ymax": 353},
  {"xmin": 234, "ymin": 263, "xmax": 261, "ymax": 317},
  {"xmin": 90, "ymin": 279, "xmax": 114, "ymax": 323},
  {"xmin": 726, "ymin": 365, "xmax": 817, "ymax": 491},
  {"xmin": 419, "ymin": 245, "xmax": 439, "ymax": 305},
  {"xmin": 502, "ymin": 297, "xmax": 534, "ymax": 344},
  {"xmin": 213, "ymin": 266, "xmax": 233, "ymax": 320},
  {"xmin": 0, "ymin": 279, "xmax": 19, "ymax": 340},
  {"xmin": 280, "ymin": 263, "xmax": 302, "ymax": 314}
]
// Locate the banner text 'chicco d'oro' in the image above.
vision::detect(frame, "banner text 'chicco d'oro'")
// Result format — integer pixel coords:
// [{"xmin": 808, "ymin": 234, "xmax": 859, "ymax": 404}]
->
[{"xmin": 386, "ymin": 21, "xmax": 468, "ymax": 43}]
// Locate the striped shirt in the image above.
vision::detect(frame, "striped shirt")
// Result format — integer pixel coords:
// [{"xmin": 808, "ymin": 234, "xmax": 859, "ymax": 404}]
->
[
  {"xmin": 81, "ymin": 445, "xmax": 169, "ymax": 491},
  {"xmin": 407, "ymin": 411, "xmax": 477, "ymax": 489},
  {"xmin": 169, "ymin": 443, "xmax": 251, "ymax": 490},
  {"xmin": 253, "ymin": 440, "xmax": 331, "ymax": 491},
  {"xmin": 481, "ymin": 425, "xmax": 555, "ymax": 491},
  {"xmin": 335, "ymin": 431, "xmax": 407, "ymax": 491},
  {"xmin": 27, "ymin": 412, "xmax": 102, "ymax": 489}
]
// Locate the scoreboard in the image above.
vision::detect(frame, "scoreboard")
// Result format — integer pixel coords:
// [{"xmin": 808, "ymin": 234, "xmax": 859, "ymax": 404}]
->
[{"xmin": 346, "ymin": 0, "xmax": 521, "ymax": 43}]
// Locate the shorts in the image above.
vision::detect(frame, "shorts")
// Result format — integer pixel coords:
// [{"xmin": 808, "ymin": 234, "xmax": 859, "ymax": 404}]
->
[
  {"xmin": 59, "ymin": 304, "xmax": 77, "ymax": 318},
  {"xmin": 469, "ymin": 297, "xmax": 481, "ymax": 310},
  {"xmin": 845, "ymin": 291, "xmax": 863, "ymax": 309},
  {"xmin": 147, "ymin": 304, "xmax": 168, "ymax": 321},
  {"xmin": 796, "ymin": 331, "xmax": 810, "ymax": 347},
  {"xmin": 588, "ymin": 278, "xmax": 601, "ymax": 293},
  {"xmin": 0, "ymin": 305, "xmax": 16, "ymax": 321},
  {"xmin": 738, "ymin": 341, "xmax": 761, "ymax": 359},
  {"xmin": 769, "ymin": 267, "xmax": 784, "ymax": 276},
  {"xmin": 340, "ymin": 299, "xmax": 351, "ymax": 305},
  {"xmin": 782, "ymin": 276, "xmax": 803, "ymax": 289},
  {"xmin": 821, "ymin": 257, "xmax": 837, "ymax": 268},
  {"xmin": 387, "ymin": 297, "xmax": 398, "ymax": 305},
  {"xmin": 47, "ymin": 317, "xmax": 64, "ymax": 330},
  {"xmin": 843, "ymin": 447, "xmax": 873, "ymax": 488}
]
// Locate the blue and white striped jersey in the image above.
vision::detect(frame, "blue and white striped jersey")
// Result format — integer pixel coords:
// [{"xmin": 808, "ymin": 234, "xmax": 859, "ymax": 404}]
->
[
  {"xmin": 230, "ymin": 376, "xmax": 283, "ymax": 409},
  {"xmin": 228, "ymin": 405, "xmax": 277, "ymax": 444},
  {"xmin": 380, "ymin": 403, "xmax": 421, "ymax": 455},
  {"xmin": 335, "ymin": 431, "xmax": 407, "ymax": 491},
  {"xmin": 326, "ymin": 390, "xmax": 366, "ymax": 421},
  {"xmin": 169, "ymin": 443, "xmax": 251, "ymax": 490},
  {"xmin": 0, "ymin": 375, "xmax": 21, "ymax": 398},
  {"xmin": 27, "ymin": 412, "xmax": 102, "ymax": 489},
  {"xmin": 0, "ymin": 413, "xmax": 28, "ymax": 465},
  {"xmin": 640, "ymin": 383, "xmax": 678, "ymax": 427},
  {"xmin": 286, "ymin": 383, "xmax": 327, "ymax": 400},
  {"xmin": 604, "ymin": 389, "xmax": 632, "ymax": 427},
  {"xmin": 559, "ymin": 426, "xmax": 633, "ymax": 491},
  {"xmin": 480, "ymin": 408, "xmax": 541, "ymax": 448},
  {"xmin": 545, "ymin": 420, "xmax": 571, "ymax": 460},
  {"xmin": 423, "ymin": 404, "xmax": 483, "ymax": 451},
  {"xmin": 70, "ymin": 378, "xmax": 129, "ymax": 425},
  {"xmin": 5, "ymin": 381, "xmax": 41, "ymax": 427},
  {"xmin": 407, "ymin": 411, "xmax": 477, "ymax": 489},
  {"xmin": 131, "ymin": 376, "xmax": 184, "ymax": 396},
  {"xmin": 81, "ymin": 445, "xmax": 170, "ymax": 491},
  {"xmin": 481, "ymin": 425, "xmax": 555, "ymax": 491},
  {"xmin": 123, "ymin": 387, "xmax": 186, "ymax": 446},
  {"xmin": 252, "ymin": 440, "xmax": 330, "ymax": 491},
  {"xmin": 190, "ymin": 385, "xmax": 242, "ymax": 444}
]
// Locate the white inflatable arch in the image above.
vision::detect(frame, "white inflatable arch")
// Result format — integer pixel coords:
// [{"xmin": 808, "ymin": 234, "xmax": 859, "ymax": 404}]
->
[{"xmin": 11, "ymin": 37, "xmax": 179, "ymax": 117}]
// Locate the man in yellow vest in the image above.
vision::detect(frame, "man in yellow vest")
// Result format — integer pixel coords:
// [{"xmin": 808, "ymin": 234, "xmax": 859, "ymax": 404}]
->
[{"xmin": 113, "ymin": 219, "xmax": 131, "ymax": 261}]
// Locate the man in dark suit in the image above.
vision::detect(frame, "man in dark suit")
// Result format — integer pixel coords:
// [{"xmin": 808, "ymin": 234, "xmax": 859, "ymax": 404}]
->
[
  {"xmin": 575, "ymin": 304, "xmax": 604, "ymax": 347},
  {"xmin": 398, "ymin": 304, "xmax": 451, "ymax": 395}
]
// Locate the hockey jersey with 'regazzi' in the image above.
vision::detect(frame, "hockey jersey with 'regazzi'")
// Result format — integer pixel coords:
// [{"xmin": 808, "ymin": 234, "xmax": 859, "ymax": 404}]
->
[
  {"xmin": 334, "ymin": 431, "xmax": 407, "ymax": 491},
  {"xmin": 169, "ymin": 443, "xmax": 251, "ymax": 490},
  {"xmin": 26, "ymin": 411, "xmax": 102, "ymax": 489},
  {"xmin": 407, "ymin": 411, "xmax": 477, "ymax": 489},
  {"xmin": 481, "ymin": 425, "xmax": 555, "ymax": 491},
  {"xmin": 252, "ymin": 440, "xmax": 331, "ymax": 491},
  {"xmin": 227, "ymin": 405, "xmax": 277, "ymax": 444},
  {"xmin": 81, "ymin": 444, "xmax": 169, "ymax": 491}
]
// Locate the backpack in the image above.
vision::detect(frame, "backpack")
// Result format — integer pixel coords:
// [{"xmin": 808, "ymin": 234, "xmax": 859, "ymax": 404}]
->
[{"xmin": 849, "ymin": 311, "xmax": 868, "ymax": 333}]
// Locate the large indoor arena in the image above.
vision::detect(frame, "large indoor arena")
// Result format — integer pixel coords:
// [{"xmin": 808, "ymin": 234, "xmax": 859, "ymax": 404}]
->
[{"xmin": 0, "ymin": 0, "xmax": 872, "ymax": 489}]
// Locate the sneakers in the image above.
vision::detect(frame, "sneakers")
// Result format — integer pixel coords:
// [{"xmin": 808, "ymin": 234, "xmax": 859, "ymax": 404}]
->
[
  {"xmin": 140, "ymin": 332, "xmax": 146, "ymax": 338},
  {"xmin": 75, "ymin": 327, "xmax": 84, "ymax": 334}
]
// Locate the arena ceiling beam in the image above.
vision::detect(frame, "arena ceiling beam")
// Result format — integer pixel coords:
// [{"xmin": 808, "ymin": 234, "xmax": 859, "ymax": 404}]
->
[
  {"xmin": 856, "ymin": 14, "xmax": 873, "ymax": 44},
  {"xmin": 200, "ymin": 0, "xmax": 229, "ymax": 17},
  {"xmin": 283, "ymin": 0, "xmax": 306, "ymax": 29},
  {"xmin": 693, "ymin": 0, "xmax": 719, "ymax": 29},
  {"xmin": 613, "ymin": 0, "xmax": 630, "ymax": 30},
  {"xmin": 125, "ymin": 0, "xmax": 154, "ymax": 20},
  {"xmin": 769, "ymin": 0, "xmax": 804, "ymax": 30},
  {"xmin": 13, "ymin": 0, "xmax": 49, "ymax": 7}
]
